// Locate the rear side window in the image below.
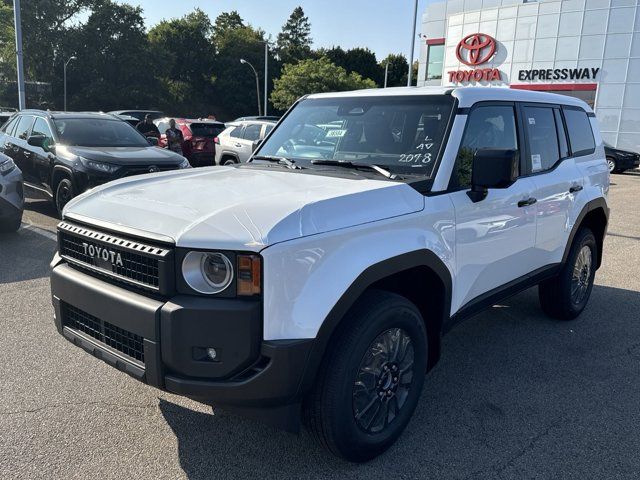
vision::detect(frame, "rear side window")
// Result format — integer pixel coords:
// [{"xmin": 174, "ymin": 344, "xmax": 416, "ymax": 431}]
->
[
  {"xmin": 523, "ymin": 106, "xmax": 559, "ymax": 173},
  {"xmin": 564, "ymin": 108, "xmax": 595, "ymax": 157},
  {"xmin": 190, "ymin": 123, "xmax": 225, "ymax": 137},
  {"xmin": 243, "ymin": 123, "xmax": 262, "ymax": 141},
  {"xmin": 452, "ymin": 105, "xmax": 518, "ymax": 189},
  {"xmin": 229, "ymin": 126, "xmax": 243, "ymax": 138},
  {"xmin": 2, "ymin": 116, "xmax": 19, "ymax": 136},
  {"xmin": 14, "ymin": 115, "xmax": 34, "ymax": 140}
]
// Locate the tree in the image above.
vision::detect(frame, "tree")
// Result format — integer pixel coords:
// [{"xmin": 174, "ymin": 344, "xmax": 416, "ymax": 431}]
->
[
  {"xmin": 270, "ymin": 57, "xmax": 376, "ymax": 110},
  {"xmin": 211, "ymin": 13, "xmax": 276, "ymax": 119},
  {"xmin": 379, "ymin": 54, "xmax": 409, "ymax": 87},
  {"xmin": 149, "ymin": 9, "xmax": 216, "ymax": 115},
  {"xmin": 323, "ymin": 47, "xmax": 382, "ymax": 86},
  {"xmin": 212, "ymin": 10, "xmax": 244, "ymax": 50},
  {"xmin": 66, "ymin": 1, "xmax": 160, "ymax": 111},
  {"xmin": 275, "ymin": 6, "xmax": 312, "ymax": 65}
]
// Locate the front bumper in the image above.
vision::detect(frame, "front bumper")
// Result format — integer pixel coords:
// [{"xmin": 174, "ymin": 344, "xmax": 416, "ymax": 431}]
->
[{"xmin": 50, "ymin": 261, "xmax": 314, "ymax": 427}]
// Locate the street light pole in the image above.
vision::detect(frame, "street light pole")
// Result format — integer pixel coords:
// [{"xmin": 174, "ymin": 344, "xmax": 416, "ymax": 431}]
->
[
  {"xmin": 407, "ymin": 0, "xmax": 419, "ymax": 87},
  {"xmin": 264, "ymin": 42, "xmax": 268, "ymax": 116},
  {"xmin": 63, "ymin": 56, "xmax": 77, "ymax": 112},
  {"xmin": 240, "ymin": 58, "xmax": 262, "ymax": 116},
  {"xmin": 384, "ymin": 62, "xmax": 389, "ymax": 88},
  {"xmin": 13, "ymin": 0, "xmax": 25, "ymax": 110}
]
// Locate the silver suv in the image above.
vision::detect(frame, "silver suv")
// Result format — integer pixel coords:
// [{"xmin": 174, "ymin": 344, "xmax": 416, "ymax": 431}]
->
[
  {"xmin": 0, "ymin": 153, "xmax": 24, "ymax": 233},
  {"xmin": 214, "ymin": 120, "xmax": 275, "ymax": 165}
]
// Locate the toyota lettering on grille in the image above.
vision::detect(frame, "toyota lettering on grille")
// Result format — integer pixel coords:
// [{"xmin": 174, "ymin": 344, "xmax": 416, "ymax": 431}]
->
[{"xmin": 82, "ymin": 242, "xmax": 124, "ymax": 267}]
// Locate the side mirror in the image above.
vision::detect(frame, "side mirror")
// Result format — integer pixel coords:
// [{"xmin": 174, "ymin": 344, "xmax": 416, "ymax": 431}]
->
[
  {"xmin": 252, "ymin": 139, "xmax": 262, "ymax": 152},
  {"xmin": 27, "ymin": 134, "xmax": 51, "ymax": 151},
  {"xmin": 147, "ymin": 136, "xmax": 159, "ymax": 146},
  {"xmin": 468, "ymin": 149, "xmax": 518, "ymax": 203}
]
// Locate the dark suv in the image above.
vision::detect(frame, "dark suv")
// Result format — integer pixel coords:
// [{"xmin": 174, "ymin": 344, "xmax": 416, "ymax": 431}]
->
[{"xmin": 0, "ymin": 111, "xmax": 190, "ymax": 216}]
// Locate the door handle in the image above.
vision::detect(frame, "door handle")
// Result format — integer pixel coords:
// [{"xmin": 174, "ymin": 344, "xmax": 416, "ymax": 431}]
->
[
  {"xmin": 235, "ymin": 143, "xmax": 243, "ymax": 148},
  {"xmin": 569, "ymin": 185, "xmax": 583, "ymax": 193},
  {"xmin": 518, "ymin": 197, "xmax": 537, "ymax": 207}
]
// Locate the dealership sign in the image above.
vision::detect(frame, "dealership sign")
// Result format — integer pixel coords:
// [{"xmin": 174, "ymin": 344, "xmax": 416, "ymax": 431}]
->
[
  {"xmin": 518, "ymin": 68, "xmax": 600, "ymax": 81},
  {"xmin": 448, "ymin": 33, "xmax": 502, "ymax": 83}
]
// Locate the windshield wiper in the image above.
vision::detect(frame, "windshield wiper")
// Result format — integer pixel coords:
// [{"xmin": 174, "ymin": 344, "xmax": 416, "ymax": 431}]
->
[
  {"xmin": 251, "ymin": 155, "xmax": 300, "ymax": 169},
  {"xmin": 311, "ymin": 159, "xmax": 397, "ymax": 179}
]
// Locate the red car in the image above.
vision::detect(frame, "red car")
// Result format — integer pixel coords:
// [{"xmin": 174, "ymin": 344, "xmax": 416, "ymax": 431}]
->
[{"xmin": 155, "ymin": 118, "xmax": 226, "ymax": 167}]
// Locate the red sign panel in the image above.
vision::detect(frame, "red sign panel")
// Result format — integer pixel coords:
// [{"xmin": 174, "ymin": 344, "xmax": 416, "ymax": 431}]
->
[{"xmin": 456, "ymin": 33, "xmax": 496, "ymax": 66}]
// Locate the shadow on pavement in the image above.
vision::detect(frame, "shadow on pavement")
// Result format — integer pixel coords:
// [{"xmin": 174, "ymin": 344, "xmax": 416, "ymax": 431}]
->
[
  {"xmin": 0, "ymin": 224, "xmax": 56, "ymax": 284},
  {"xmin": 160, "ymin": 284, "xmax": 640, "ymax": 479},
  {"xmin": 24, "ymin": 198, "xmax": 58, "ymax": 218}
]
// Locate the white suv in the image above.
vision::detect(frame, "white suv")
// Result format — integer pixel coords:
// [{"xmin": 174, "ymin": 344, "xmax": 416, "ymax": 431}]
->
[
  {"xmin": 214, "ymin": 120, "xmax": 275, "ymax": 165},
  {"xmin": 50, "ymin": 87, "xmax": 609, "ymax": 462}
]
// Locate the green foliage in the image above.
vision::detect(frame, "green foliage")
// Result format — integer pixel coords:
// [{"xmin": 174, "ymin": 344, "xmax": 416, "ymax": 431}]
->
[
  {"xmin": 380, "ymin": 54, "xmax": 410, "ymax": 87},
  {"xmin": 148, "ymin": 9, "xmax": 216, "ymax": 115},
  {"xmin": 323, "ymin": 46, "xmax": 382, "ymax": 86},
  {"xmin": 270, "ymin": 57, "xmax": 376, "ymax": 110},
  {"xmin": 275, "ymin": 6, "xmax": 312, "ymax": 65}
]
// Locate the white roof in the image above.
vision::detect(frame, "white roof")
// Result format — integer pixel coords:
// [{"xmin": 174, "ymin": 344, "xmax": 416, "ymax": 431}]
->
[{"xmin": 306, "ymin": 86, "xmax": 592, "ymax": 112}]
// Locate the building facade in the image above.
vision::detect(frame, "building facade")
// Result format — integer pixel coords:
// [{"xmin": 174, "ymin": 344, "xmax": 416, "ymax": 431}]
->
[{"xmin": 417, "ymin": 0, "xmax": 640, "ymax": 153}]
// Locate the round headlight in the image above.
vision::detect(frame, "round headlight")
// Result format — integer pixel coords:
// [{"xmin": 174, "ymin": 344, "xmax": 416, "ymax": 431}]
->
[{"xmin": 182, "ymin": 252, "xmax": 234, "ymax": 294}]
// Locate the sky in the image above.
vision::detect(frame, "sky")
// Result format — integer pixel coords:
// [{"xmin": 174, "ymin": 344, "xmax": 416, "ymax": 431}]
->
[{"xmin": 117, "ymin": 0, "xmax": 437, "ymax": 61}]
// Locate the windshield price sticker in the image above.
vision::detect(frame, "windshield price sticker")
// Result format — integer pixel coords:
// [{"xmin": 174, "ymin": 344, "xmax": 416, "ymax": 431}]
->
[{"xmin": 325, "ymin": 129, "xmax": 347, "ymax": 138}]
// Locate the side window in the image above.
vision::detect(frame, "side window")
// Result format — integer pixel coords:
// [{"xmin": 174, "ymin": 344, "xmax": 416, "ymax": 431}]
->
[
  {"xmin": 243, "ymin": 123, "xmax": 262, "ymax": 141},
  {"xmin": 229, "ymin": 126, "xmax": 243, "ymax": 138},
  {"xmin": 32, "ymin": 118, "xmax": 54, "ymax": 140},
  {"xmin": 523, "ymin": 106, "xmax": 559, "ymax": 173},
  {"xmin": 564, "ymin": 108, "xmax": 596, "ymax": 157},
  {"xmin": 2, "ymin": 116, "xmax": 19, "ymax": 136},
  {"xmin": 452, "ymin": 105, "xmax": 518, "ymax": 189},
  {"xmin": 14, "ymin": 115, "xmax": 34, "ymax": 140},
  {"xmin": 264, "ymin": 124, "xmax": 274, "ymax": 137}
]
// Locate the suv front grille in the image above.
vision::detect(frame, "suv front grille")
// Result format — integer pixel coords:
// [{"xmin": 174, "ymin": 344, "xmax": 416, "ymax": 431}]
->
[
  {"xmin": 58, "ymin": 221, "xmax": 173, "ymax": 293},
  {"xmin": 62, "ymin": 303, "xmax": 145, "ymax": 365}
]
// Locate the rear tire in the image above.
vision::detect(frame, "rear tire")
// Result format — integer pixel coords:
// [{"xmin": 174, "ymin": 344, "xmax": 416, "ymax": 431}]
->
[
  {"xmin": 222, "ymin": 157, "xmax": 237, "ymax": 166},
  {"xmin": 538, "ymin": 228, "xmax": 597, "ymax": 320},
  {"xmin": 303, "ymin": 290, "xmax": 428, "ymax": 462},
  {"xmin": 607, "ymin": 157, "xmax": 619, "ymax": 174}
]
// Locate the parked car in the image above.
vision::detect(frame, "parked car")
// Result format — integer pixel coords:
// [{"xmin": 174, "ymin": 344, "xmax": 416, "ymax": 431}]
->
[
  {"xmin": 604, "ymin": 143, "xmax": 640, "ymax": 174},
  {"xmin": 214, "ymin": 120, "xmax": 275, "ymax": 165},
  {"xmin": 0, "ymin": 110, "xmax": 190, "ymax": 217},
  {"xmin": 107, "ymin": 110, "xmax": 164, "ymax": 122},
  {"xmin": 0, "ymin": 152, "xmax": 24, "ymax": 233},
  {"xmin": 111, "ymin": 114, "xmax": 140, "ymax": 128},
  {"xmin": 155, "ymin": 118, "xmax": 226, "ymax": 167},
  {"xmin": 49, "ymin": 87, "xmax": 609, "ymax": 462},
  {"xmin": 234, "ymin": 115, "xmax": 280, "ymax": 122}
]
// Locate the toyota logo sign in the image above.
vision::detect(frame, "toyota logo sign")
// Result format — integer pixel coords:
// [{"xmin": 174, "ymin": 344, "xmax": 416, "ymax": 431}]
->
[{"xmin": 456, "ymin": 33, "xmax": 496, "ymax": 66}]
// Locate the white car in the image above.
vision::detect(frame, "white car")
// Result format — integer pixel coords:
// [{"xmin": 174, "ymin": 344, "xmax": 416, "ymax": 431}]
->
[
  {"xmin": 50, "ymin": 86, "xmax": 609, "ymax": 462},
  {"xmin": 214, "ymin": 120, "xmax": 275, "ymax": 165}
]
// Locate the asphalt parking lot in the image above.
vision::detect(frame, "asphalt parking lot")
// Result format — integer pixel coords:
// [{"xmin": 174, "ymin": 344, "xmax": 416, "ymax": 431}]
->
[{"xmin": 1, "ymin": 172, "xmax": 639, "ymax": 479}]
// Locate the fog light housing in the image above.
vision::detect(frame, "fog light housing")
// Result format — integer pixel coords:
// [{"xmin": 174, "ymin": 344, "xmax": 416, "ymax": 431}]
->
[{"xmin": 206, "ymin": 348, "xmax": 217, "ymax": 361}]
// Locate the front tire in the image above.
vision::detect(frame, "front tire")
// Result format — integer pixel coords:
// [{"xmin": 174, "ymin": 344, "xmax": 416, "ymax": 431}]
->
[
  {"xmin": 538, "ymin": 228, "xmax": 597, "ymax": 320},
  {"xmin": 0, "ymin": 213, "xmax": 22, "ymax": 233},
  {"xmin": 607, "ymin": 157, "xmax": 618, "ymax": 174},
  {"xmin": 304, "ymin": 290, "xmax": 428, "ymax": 462},
  {"xmin": 54, "ymin": 178, "xmax": 74, "ymax": 219}
]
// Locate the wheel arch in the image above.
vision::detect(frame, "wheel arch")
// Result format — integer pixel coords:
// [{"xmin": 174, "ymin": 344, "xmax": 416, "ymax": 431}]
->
[
  {"xmin": 51, "ymin": 164, "xmax": 74, "ymax": 190},
  {"xmin": 297, "ymin": 250, "xmax": 452, "ymax": 398},
  {"xmin": 563, "ymin": 197, "xmax": 609, "ymax": 270}
]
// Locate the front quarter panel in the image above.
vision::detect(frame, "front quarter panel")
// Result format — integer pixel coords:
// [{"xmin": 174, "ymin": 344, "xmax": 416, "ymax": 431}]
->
[{"xmin": 260, "ymin": 195, "xmax": 455, "ymax": 340}]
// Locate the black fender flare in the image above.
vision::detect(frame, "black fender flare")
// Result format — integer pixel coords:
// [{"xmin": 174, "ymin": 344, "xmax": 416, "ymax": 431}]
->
[
  {"xmin": 295, "ymin": 249, "xmax": 452, "ymax": 398},
  {"xmin": 50, "ymin": 164, "xmax": 74, "ymax": 188},
  {"xmin": 562, "ymin": 197, "xmax": 609, "ymax": 269}
]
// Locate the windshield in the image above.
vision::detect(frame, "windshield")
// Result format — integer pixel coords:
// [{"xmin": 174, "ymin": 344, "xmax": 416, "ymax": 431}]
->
[
  {"xmin": 257, "ymin": 95, "xmax": 455, "ymax": 177},
  {"xmin": 53, "ymin": 118, "xmax": 150, "ymax": 147}
]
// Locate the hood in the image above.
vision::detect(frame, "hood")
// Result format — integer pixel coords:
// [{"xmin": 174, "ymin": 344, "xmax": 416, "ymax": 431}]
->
[
  {"xmin": 64, "ymin": 167, "xmax": 425, "ymax": 251},
  {"xmin": 58, "ymin": 145, "xmax": 184, "ymax": 166}
]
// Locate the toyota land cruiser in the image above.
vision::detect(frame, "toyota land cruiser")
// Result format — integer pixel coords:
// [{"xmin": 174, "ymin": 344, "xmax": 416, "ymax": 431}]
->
[{"xmin": 50, "ymin": 87, "xmax": 609, "ymax": 462}]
